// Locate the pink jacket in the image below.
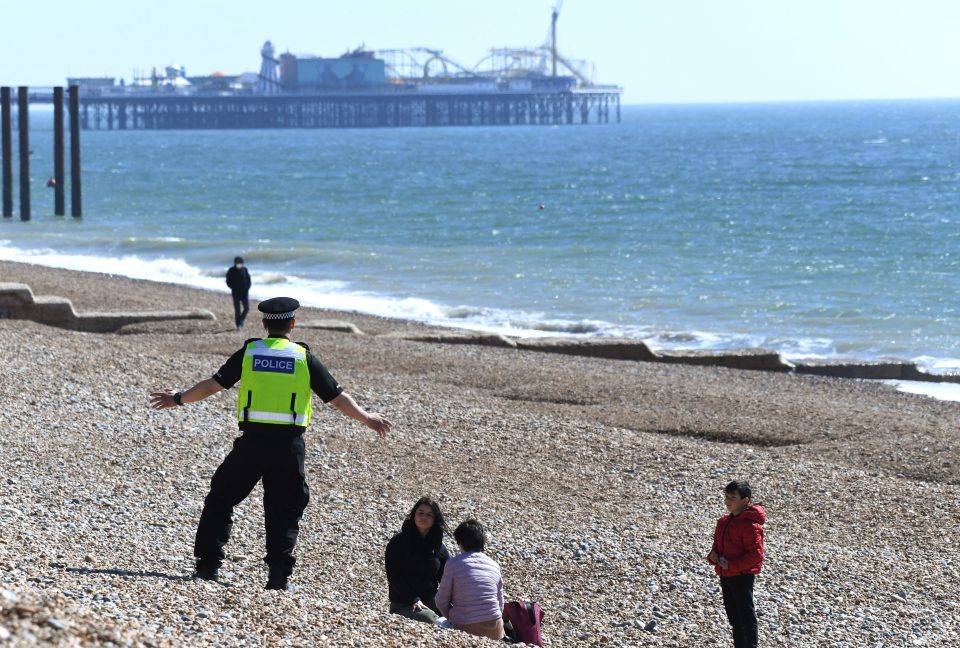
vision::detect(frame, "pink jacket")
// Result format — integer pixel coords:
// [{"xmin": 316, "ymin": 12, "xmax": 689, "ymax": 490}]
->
[{"xmin": 435, "ymin": 551, "xmax": 504, "ymax": 625}]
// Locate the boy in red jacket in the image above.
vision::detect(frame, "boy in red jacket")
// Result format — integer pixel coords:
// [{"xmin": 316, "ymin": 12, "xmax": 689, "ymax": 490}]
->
[{"xmin": 707, "ymin": 480, "xmax": 765, "ymax": 648}]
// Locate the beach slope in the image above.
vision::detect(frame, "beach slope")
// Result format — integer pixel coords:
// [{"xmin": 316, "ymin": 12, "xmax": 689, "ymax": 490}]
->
[{"xmin": 1, "ymin": 261, "xmax": 958, "ymax": 646}]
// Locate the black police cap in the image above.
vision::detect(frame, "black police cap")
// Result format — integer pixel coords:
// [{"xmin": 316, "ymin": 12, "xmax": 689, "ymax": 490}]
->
[{"xmin": 258, "ymin": 296, "xmax": 300, "ymax": 320}]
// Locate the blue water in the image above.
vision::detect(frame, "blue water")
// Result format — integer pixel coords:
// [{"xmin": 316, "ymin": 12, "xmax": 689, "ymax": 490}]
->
[{"xmin": 2, "ymin": 100, "xmax": 959, "ymax": 370}]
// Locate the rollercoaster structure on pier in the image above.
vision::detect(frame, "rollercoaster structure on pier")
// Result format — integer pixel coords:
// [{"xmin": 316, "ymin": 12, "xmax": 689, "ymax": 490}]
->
[{"xmin": 57, "ymin": 2, "xmax": 622, "ymax": 130}]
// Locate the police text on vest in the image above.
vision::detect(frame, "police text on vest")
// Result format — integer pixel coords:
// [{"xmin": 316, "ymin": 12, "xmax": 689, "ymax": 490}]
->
[{"xmin": 252, "ymin": 355, "xmax": 295, "ymax": 374}]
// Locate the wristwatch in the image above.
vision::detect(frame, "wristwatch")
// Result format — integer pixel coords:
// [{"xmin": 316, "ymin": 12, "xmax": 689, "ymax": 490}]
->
[{"xmin": 173, "ymin": 391, "xmax": 184, "ymax": 406}]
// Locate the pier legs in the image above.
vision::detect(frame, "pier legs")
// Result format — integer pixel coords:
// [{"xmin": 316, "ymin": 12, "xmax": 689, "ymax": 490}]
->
[
  {"xmin": 1, "ymin": 87, "xmax": 11, "ymax": 218},
  {"xmin": 0, "ymin": 85, "xmax": 83, "ymax": 219},
  {"xmin": 69, "ymin": 86, "xmax": 82, "ymax": 217},
  {"xmin": 17, "ymin": 86, "xmax": 29, "ymax": 220},
  {"xmin": 54, "ymin": 87, "xmax": 65, "ymax": 216}
]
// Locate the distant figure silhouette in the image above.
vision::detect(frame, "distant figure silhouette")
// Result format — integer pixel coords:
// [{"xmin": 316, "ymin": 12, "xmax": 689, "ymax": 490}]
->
[{"xmin": 226, "ymin": 256, "xmax": 251, "ymax": 330}]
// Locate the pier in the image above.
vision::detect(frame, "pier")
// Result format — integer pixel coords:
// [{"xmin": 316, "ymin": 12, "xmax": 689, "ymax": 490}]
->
[
  {"xmin": 71, "ymin": 88, "xmax": 620, "ymax": 130},
  {"xmin": 29, "ymin": 21, "xmax": 623, "ymax": 132},
  {"xmin": 21, "ymin": 10, "xmax": 624, "ymax": 133}
]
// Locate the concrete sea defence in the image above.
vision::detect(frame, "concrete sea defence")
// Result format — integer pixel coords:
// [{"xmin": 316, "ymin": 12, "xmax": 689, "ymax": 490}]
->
[
  {"xmin": 396, "ymin": 331, "xmax": 960, "ymax": 384},
  {"xmin": 0, "ymin": 282, "xmax": 215, "ymax": 333},
  {"xmin": 5, "ymin": 279, "xmax": 956, "ymax": 384}
]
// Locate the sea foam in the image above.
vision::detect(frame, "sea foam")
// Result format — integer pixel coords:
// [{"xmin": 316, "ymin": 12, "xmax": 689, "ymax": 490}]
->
[{"xmin": 1, "ymin": 242, "xmax": 957, "ymax": 400}]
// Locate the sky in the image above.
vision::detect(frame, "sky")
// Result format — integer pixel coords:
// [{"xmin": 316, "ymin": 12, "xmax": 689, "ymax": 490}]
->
[{"xmin": 2, "ymin": 0, "xmax": 958, "ymax": 105}]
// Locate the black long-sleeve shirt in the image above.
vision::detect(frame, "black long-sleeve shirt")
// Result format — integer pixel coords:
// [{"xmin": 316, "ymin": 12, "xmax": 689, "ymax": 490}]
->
[
  {"xmin": 385, "ymin": 521, "xmax": 450, "ymax": 605},
  {"xmin": 226, "ymin": 266, "xmax": 251, "ymax": 295}
]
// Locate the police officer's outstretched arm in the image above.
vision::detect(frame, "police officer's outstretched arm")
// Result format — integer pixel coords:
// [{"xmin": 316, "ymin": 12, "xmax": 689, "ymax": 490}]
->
[
  {"xmin": 149, "ymin": 378, "xmax": 224, "ymax": 409},
  {"xmin": 329, "ymin": 392, "xmax": 393, "ymax": 438}
]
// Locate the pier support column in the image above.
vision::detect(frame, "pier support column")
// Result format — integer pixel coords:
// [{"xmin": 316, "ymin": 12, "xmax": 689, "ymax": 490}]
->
[
  {"xmin": 53, "ymin": 87, "xmax": 65, "ymax": 215},
  {"xmin": 17, "ymin": 86, "xmax": 29, "ymax": 220},
  {"xmin": 1, "ymin": 87, "xmax": 12, "ymax": 218},
  {"xmin": 69, "ymin": 86, "xmax": 82, "ymax": 217}
]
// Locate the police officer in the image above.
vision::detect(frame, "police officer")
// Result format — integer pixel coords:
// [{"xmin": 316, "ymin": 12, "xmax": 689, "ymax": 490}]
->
[{"xmin": 149, "ymin": 296, "xmax": 393, "ymax": 590}]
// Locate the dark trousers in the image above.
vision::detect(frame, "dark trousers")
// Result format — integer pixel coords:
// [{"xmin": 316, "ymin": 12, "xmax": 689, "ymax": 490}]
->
[
  {"xmin": 389, "ymin": 597, "xmax": 440, "ymax": 624},
  {"xmin": 194, "ymin": 433, "xmax": 310, "ymax": 576},
  {"xmin": 232, "ymin": 292, "xmax": 249, "ymax": 328},
  {"xmin": 720, "ymin": 574, "xmax": 758, "ymax": 648}
]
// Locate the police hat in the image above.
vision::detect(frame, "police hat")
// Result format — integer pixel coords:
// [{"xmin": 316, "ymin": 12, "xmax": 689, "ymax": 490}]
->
[{"xmin": 258, "ymin": 296, "xmax": 300, "ymax": 320}]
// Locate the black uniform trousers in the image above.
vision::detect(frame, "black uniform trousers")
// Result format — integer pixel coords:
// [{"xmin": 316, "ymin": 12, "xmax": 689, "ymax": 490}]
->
[
  {"xmin": 194, "ymin": 432, "xmax": 310, "ymax": 576},
  {"xmin": 720, "ymin": 574, "xmax": 758, "ymax": 648}
]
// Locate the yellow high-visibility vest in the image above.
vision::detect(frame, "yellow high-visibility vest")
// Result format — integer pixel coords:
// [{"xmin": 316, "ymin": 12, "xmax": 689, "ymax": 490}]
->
[{"xmin": 237, "ymin": 338, "xmax": 312, "ymax": 427}]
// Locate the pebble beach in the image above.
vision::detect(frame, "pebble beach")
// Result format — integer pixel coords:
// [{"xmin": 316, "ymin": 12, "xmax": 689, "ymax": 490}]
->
[{"xmin": 1, "ymin": 259, "xmax": 959, "ymax": 647}]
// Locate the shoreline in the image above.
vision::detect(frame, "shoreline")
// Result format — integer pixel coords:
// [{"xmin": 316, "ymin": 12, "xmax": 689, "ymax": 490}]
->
[
  {"xmin": 3, "ymin": 246, "xmax": 957, "ymax": 375},
  {"xmin": 3, "ymin": 258, "xmax": 960, "ymax": 405},
  {"xmin": 2, "ymin": 258, "xmax": 960, "ymax": 646}
]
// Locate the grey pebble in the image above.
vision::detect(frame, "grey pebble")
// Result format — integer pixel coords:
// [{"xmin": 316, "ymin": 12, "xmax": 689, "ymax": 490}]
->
[{"xmin": 46, "ymin": 618, "xmax": 67, "ymax": 631}]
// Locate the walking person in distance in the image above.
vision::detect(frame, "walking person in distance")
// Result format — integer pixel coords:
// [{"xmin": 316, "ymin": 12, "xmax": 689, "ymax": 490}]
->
[{"xmin": 226, "ymin": 256, "xmax": 251, "ymax": 330}]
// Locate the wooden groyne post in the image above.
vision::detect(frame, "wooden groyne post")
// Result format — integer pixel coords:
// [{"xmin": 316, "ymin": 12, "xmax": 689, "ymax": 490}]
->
[{"xmin": 1, "ymin": 87, "xmax": 11, "ymax": 218}]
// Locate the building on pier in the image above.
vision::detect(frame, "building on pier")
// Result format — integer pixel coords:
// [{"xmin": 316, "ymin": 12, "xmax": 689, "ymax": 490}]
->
[{"xmin": 67, "ymin": 14, "xmax": 622, "ymax": 131}]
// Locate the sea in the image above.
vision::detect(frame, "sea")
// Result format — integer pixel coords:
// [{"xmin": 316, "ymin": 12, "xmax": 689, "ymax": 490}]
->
[{"xmin": 2, "ymin": 100, "xmax": 959, "ymax": 398}]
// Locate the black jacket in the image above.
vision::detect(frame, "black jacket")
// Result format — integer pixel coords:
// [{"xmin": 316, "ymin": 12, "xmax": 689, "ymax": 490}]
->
[
  {"xmin": 385, "ymin": 520, "xmax": 450, "ymax": 605},
  {"xmin": 226, "ymin": 266, "xmax": 251, "ymax": 295}
]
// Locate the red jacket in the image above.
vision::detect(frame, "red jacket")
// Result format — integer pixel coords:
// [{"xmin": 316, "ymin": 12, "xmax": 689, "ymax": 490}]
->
[{"xmin": 708, "ymin": 505, "xmax": 765, "ymax": 576}]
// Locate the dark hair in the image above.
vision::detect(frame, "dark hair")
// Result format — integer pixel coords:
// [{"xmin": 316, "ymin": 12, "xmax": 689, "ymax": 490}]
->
[
  {"xmin": 234, "ymin": 256, "xmax": 244, "ymax": 264},
  {"xmin": 453, "ymin": 519, "xmax": 486, "ymax": 552},
  {"xmin": 725, "ymin": 480, "xmax": 752, "ymax": 499},
  {"xmin": 406, "ymin": 496, "xmax": 448, "ymax": 539},
  {"xmin": 264, "ymin": 318, "xmax": 294, "ymax": 336}
]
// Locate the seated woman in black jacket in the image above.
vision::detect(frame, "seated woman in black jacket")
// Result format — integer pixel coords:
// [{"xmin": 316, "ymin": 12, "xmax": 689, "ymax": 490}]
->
[{"xmin": 385, "ymin": 496, "xmax": 450, "ymax": 624}]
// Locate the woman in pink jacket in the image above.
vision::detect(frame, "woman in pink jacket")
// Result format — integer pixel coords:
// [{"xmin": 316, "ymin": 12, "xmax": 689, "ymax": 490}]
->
[{"xmin": 435, "ymin": 519, "xmax": 505, "ymax": 640}]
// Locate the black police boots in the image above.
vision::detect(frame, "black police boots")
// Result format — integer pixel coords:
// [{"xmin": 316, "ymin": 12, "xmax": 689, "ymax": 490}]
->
[
  {"xmin": 265, "ymin": 567, "xmax": 292, "ymax": 591},
  {"xmin": 192, "ymin": 563, "xmax": 219, "ymax": 582}
]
